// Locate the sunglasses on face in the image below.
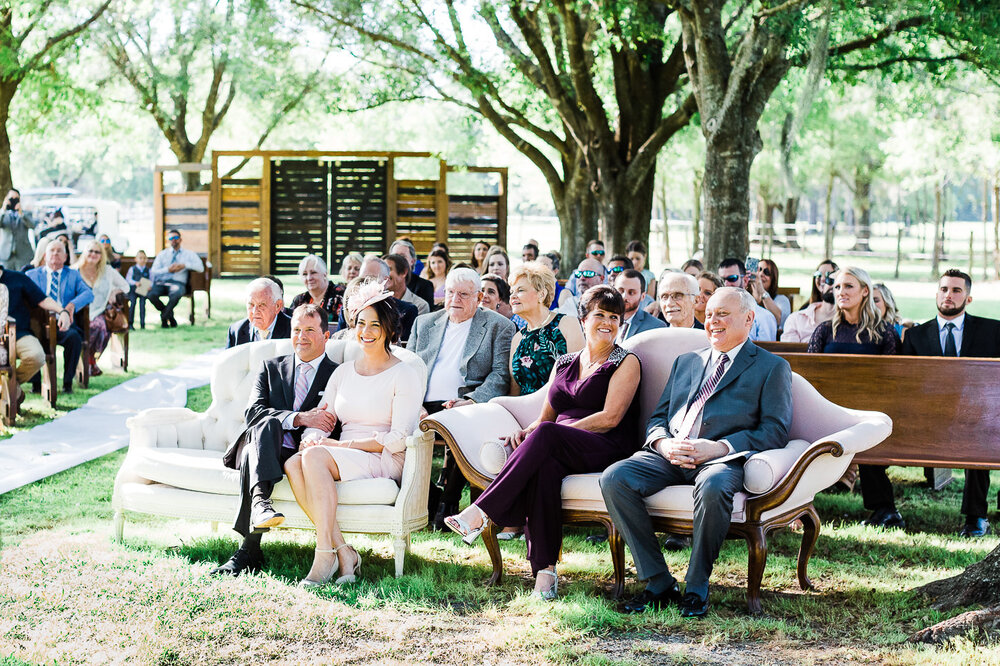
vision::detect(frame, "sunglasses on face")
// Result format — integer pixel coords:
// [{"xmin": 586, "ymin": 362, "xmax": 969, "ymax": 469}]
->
[
  {"xmin": 759, "ymin": 268, "xmax": 772, "ymax": 277},
  {"xmin": 813, "ymin": 271, "xmax": 835, "ymax": 285},
  {"xmin": 168, "ymin": 236, "xmax": 181, "ymax": 242},
  {"xmin": 574, "ymin": 269, "xmax": 599, "ymax": 279},
  {"xmin": 722, "ymin": 274, "xmax": 743, "ymax": 283},
  {"xmin": 589, "ymin": 249, "xmax": 605, "ymax": 256},
  {"xmin": 608, "ymin": 265, "xmax": 626, "ymax": 274}
]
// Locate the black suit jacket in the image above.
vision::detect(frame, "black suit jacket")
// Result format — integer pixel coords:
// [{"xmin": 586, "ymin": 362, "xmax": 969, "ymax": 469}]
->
[
  {"xmin": 222, "ymin": 353, "xmax": 337, "ymax": 469},
  {"xmin": 902, "ymin": 313, "xmax": 1000, "ymax": 358},
  {"xmin": 407, "ymin": 273, "xmax": 435, "ymax": 311},
  {"xmin": 226, "ymin": 310, "xmax": 292, "ymax": 348}
]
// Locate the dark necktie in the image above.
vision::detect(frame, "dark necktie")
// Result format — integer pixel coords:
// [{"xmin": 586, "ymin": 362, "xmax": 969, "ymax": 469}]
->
[{"xmin": 943, "ymin": 322, "xmax": 957, "ymax": 357}]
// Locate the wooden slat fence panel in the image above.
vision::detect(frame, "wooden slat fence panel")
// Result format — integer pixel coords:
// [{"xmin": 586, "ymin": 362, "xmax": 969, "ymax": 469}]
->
[
  {"xmin": 330, "ymin": 160, "xmax": 387, "ymax": 270},
  {"xmin": 395, "ymin": 180, "xmax": 439, "ymax": 257},
  {"xmin": 447, "ymin": 194, "xmax": 500, "ymax": 261},
  {"xmin": 220, "ymin": 179, "xmax": 262, "ymax": 275},
  {"xmin": 270, "ymin": 160, "xmax": 329, "ymax": 275}
]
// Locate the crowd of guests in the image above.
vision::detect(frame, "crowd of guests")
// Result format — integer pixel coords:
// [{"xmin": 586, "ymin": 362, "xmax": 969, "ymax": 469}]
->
[{"xmin": 214, "ymin": 229, "xmax": 997, "ymax": 616}]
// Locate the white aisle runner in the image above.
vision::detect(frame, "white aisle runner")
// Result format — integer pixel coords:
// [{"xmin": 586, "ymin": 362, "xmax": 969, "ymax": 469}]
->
[{"xmin": 0, "ymin": 349, "xmax": 221, "ymax": 495}]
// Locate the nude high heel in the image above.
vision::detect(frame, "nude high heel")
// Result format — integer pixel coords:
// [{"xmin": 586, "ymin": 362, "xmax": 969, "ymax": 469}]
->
[
  {"xmin": 334, "ymin": 543, "xmax": 362, "ymax": 585},
  {"xmin": 299, "ymin": 548, "xmax": 338, "ymax": 588}
]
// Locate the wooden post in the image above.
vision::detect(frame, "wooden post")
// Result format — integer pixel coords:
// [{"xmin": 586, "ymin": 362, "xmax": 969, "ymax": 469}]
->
[
  {"xmin": 969, "ymin": 231, "xmax": 974, "ymax": 276},
  {"xmin": 153, "ymin": 170, "xmax": 164, "ymax": 253},
  {"xmin": 435, "ymin": 160, "xmax": 449, "ymax": 243},
  {"xmin": 497, "ymin": 168, "xmax": 508, "ymax": 249},
  {"xmin": 260, "ymin": 157, "xmax": 272, "ymax": 275},
  {"xmin": 209, "ymin": 153, "xmax": 221, "ymax": 275},
  {"xmin": 385, "ymin": 157, "xmax": 397, "ymax": 244},
  {"xmin": 894, "ymin": 227, "xmax": 903, "ymax": 278}
]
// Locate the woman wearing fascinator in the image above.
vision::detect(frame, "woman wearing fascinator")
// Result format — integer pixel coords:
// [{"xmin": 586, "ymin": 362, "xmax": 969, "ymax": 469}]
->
[{"xmin": 284, "ymin": 277, "xmax": 423, "ymax": 587}]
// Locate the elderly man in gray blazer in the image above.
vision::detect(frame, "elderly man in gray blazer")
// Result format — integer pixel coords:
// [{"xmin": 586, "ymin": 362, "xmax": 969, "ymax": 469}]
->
[
  {"xmin": 601, "ymin": 287, "xmax": 792, "ymax": 618},
  {"xmin": 410, "ymin": 266, "xmax": 516, "ymax": 526}
]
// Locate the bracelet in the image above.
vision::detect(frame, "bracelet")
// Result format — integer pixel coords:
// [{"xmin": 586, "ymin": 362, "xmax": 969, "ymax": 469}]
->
[{"xmin": 346, "ymin": 440, "xmax": 354, "ymax": 449}]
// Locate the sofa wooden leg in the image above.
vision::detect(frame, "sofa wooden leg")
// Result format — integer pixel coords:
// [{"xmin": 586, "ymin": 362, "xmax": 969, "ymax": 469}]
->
[
  {"xmin": 113, "ymin": 510, "xmax": 124, "ymax": 543},
  {"xmin": 797, "ymin": 505, "xmax": 821, "ymax": 592},
  {"xmin": 607, "ymin": 522, "xmax": 626, "ymax": 599},
  {"xmin": 483, "ymin": 522, "xmax": 504, "ymax": 587},
  {"xmin": 745, "ymin": 525, "xmax": 767, "ymax": 615},
  {"xmin": 393, "ymin": 536, "xmax": 407, "ymax": 577}
]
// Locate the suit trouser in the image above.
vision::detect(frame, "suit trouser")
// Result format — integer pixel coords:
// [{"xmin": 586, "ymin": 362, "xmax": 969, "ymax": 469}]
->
[
  {"xmin": 601, "ymin": 450, "xmax": 744, "ymax": 599},
  {"xmin": 147, "ymin": 282, "xmax": 185, "ymax": 320},
  {"xmin": 28, "ymin": 323, "xmax": 82, "ymax": 390},
  {"xmin": 233, "ymin": 417, "xmax": 296, "ymax": 537},
  {"xmin": 860, "ymin": 464, "xmax": 989, "ymax": 519}
]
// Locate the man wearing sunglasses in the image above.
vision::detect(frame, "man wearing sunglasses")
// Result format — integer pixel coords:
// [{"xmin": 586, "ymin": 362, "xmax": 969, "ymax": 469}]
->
[
  {"xmin": 148, "ymin": 229, "xmax": 204, "ymax": 328},
  {"xmin": 716, "ymin": 258, "xmax": 777, "ymax": 342},
  {"xmin": 565, "ymin": 258, "xmax": 606, "ymax": 313}
]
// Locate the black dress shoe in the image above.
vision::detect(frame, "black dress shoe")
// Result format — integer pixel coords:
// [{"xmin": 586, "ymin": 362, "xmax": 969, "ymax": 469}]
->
[
  {"xmin": 863, "ymin": 507, "xmax": 906, "ymax": 530},
  {"xmin": 250, "ymin": 498, "xmax": 284, "ymax": 531},
  {"xmin": 662, "ymin": 533, "xmax": 691, "ymax": 552},
  {"xmin": 62, "ymin": 383, "xmax": 73, "ymax": 394},
  {"xmin": 621, "ymin": 584, "xmax": 682, "ymax": 613},
  {"xmin": 431, "ymin": 502, "xmax": 457, "ymax": 531},
  {"xmin": 680, "ymin": 592, "xmax": 710, "ymax": 618},
  {"xmin": 168, "ymin": 315, "xmax": 178, "ymax": 328},
  {"xmin": 585, "ymin": 532, "xmax": 608, "ymax": 544},
  {"xmin": 209, "ymin": 547, "xmax": 263, "ymax": 576},
  {"xmin": 959, "ymin": 518, "xmax": 990, "ymax": 538}
]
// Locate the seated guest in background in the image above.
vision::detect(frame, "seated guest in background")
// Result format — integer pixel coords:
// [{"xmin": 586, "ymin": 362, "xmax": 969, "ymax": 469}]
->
[
  {"xmin": 291, "ymin": 254, "xmax": 345, "ymax": 326},
  {"xmin": 148, "ymin": 229, "xmax": 203, "ymax": 328},
  {"xmin": 389, "ymin": 239, "xmax": 434, "ymax": 310},
  {"xmin": 872, "ymin": 282, "xmax": 908, "ymax": 344},
  {"xmin": 717, "ymin": 258, "xmax": 777, "ymax": 341},
  {"xmin": 470, "ymin": 240, "xmax": 490, "ymax": 274},
  {"xmin": 340, "ymin": 252, "xmax": 363, "ymax": 283},
  {"xmin": 693, "ymin": 272, "xmax": 722, "ymax": 327},
  {"xmin": 425, "ymin": 249, "xmax": 451, "ymax": 307},
  {"xmin": 485, "ymin": 245, "xmax": 511, "ymax": 281},
  {"xmin": 657, "ymin": 271, "xmax": 703, "ymax": 330},
  {"xmin": 756, "ymin": 259, "xmax": 790, "ymax": 329},
  {"xmin": 538, "ymin": 251, "xmax": 568, "ymax": 312},
  {"xmin": 605, "ymin": 255, "xmax": 634, "ymax": 284},
  {"xmin": 564, "ymin": 239, "xmax": 606, "ymax": 297},
  {"xmin": 213, "ymin": 304, "xmax": 338, "ymax": 576},
  {"xmin": 567, "ymin": 258, "xmax": 606, "ymax": 314},
  {"xmin": 0, "ymin": 263, "xmax": 73, "ymax": 409},
  {"xmin": 681, "ymin": 259, "xmax": 703, "ymax": 276},
  {"xmin": 509, "ymin": 262, "xmax": 584, "ymax": 395},
  {"xmin": 285, "ymin": 282, "xmax": 422, "ymax": 586},
  {"xmin": 347, "ymin": 256, "xmax": 418, "ymax": 345},
  {"xmin": 781, "ymin": 259, "xmax": 838, "ymax": 342},
  {"xmin": 26, "ymin": 237, "xmax": 93, "ymax": 394},
  {"xmin": 626, "ymin": 240, "xmax": 657, "ymax": 298},
  {"xmin": 522, "ymin": 242, "xmax": 539, "ymax": 263},
  {"xmin": 98, "ymin": 234, "xmax": 122, "ymax": 270},
  {"xmin": 602, "ymin": 287, "xmax": 792, "ymax": 616},
  {"xmin": 806, "ymin": 266, "xmax": 897, "ymax": 521},
  {"xmin": 125, "ymin": 250, "xmax": 150, "ymax": 330},
  {"xmin": 901, "ymin": 269, "xmax": 1000, "ymax": 538},
  {"xmin": 227, "ymin": 278, "xmax": 292, "ymax": 348},
  {"xmin": 330, "ymin": 278, "xmax": 362, "ymax": 341},
  {"xmin": 384, "ymin": 253, "xmax": 429, "ymax": 316},
  {"xmin": 33, "ymin": 208, "xmax": 66, "ymax": 249},
  {"xmin": 615, "ymin": 268, "xmax": 665, "ymax": 342},
  {"xmin": 410, "ymin": 267, "xmax": 515, "ymax": 528},
  {"xmin": 447, "ymin": 286, "xmax": 642, "ymax": 600},
  {"xmin": 480, "ymin": 272, "xmax": 514, "ymax": 319},
  {"xmin": 73, "ymin": 239, "xmax": 129, "ymax": 376}
]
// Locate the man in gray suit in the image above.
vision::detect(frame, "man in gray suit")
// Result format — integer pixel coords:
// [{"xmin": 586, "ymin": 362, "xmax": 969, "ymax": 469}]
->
[
  {"xmin": 410, "ymin": 266, "xmax": 515, "ymax": 526},
  {"xmin": 601, "ymin": 287, "xmax": 792, "ymax": 617},
  {"xmin": 615, "ymin": 268, "xmax": 666, "ymax": 342}
]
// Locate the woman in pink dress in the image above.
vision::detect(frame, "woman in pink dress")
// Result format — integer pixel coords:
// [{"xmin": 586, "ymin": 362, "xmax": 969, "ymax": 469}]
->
[{"xmin": 284, "ymin": 279, "xmax": 423, "ymax": 587}]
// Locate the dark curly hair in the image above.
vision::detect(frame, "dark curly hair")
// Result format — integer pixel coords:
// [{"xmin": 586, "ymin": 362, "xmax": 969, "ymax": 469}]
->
[{"xmin": 577, "ymin": 284, "xmax": 625, "ymax": 320}]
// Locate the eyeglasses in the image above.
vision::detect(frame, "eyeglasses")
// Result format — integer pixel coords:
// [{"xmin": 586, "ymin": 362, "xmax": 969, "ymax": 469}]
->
[
  {"xmin": 445, "ymin": 289, "xmax": 476, "ymax": 300},
  {"xmin": 813, "ymin": 271, "xmax": 835, "ymax": 285},
  {"xmin": 608, "ymin": 265, "xmax": 626, "ymax": 274},
  {"xmin": 87, "ymin": 250, "xmax": 102, "ymax": 256},
  {"xmin": 722, "ymin": 274, "xmax": 742, "ymax": 283},
  {"xmin": 662, "ymin": 291, "xmax": 696, "ymax": 301},
  {"xmin": 589, "ymin": 249, "xmax": 605, "ymax": 256},
  {"xmin": 574, "ymin": 269, "xmax": 599, "ymax": 279}
]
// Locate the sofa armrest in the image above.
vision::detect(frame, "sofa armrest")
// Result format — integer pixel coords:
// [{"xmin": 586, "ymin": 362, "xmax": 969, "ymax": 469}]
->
[
  {"xmin": 420, "ymin": 402, "xmax": 522, "ymax": 489},
  {"xmin": 126, "ymin": 407, "xmax": 209, "ymax": 450},
  {"xmin": 396, "ymin": 429, "xmax": 435, "ymax": 525}
]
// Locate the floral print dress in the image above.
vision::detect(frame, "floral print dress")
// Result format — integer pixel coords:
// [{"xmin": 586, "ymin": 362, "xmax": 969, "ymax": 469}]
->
[{"xmin": 511, "ymin": 313, "xmax": 567, "ymax": 394}]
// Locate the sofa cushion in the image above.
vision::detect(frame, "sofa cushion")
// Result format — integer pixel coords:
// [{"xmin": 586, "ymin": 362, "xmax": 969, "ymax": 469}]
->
[
  {"xmin": 130, "ymin": 447, "xmax": 400, "ymax": 505},
  {"xmin": 743, "ymin": 439, "xmax": 811, "ymax": 494},
  {"xmin": 559, "ymin": 473, "xmax": 747, "ymax": 523}
]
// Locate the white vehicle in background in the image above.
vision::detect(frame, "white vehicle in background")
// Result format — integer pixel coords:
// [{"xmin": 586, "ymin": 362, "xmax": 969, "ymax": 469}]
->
[{"xmin": 28, "ymin": 197, "xmax": 129, "ymax": 254}]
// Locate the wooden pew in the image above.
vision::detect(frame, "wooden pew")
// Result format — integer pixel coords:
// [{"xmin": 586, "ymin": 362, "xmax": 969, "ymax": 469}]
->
[
  {"xmin": 29, "ymin": 308, "xmax": 59, "ymax": 408},
  {"xmin": 0, "ymin": 317, "xmax": 17, "ymax": 425}
]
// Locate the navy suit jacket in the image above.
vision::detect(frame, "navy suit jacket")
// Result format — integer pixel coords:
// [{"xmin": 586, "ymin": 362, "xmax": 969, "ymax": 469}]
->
[
  {"xmin": 645, "ymin": 340, "xmax": 792, "ymax": 455},
  {"xmin": 622, "ymin": 308, "xmax": 666, "ymax": 341},
  {"xmin": 25, "ymin": 265, "xmax": 94, "ymax": 313},
  {"xmin": 226, "ymin": 310, "xmax": 292, "ymax": 348}
]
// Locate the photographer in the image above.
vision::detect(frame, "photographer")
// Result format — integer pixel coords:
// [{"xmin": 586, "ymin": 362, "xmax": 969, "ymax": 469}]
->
[{"xmin": 1, "ymin": 189, "xmax": 35, "ymax": 270}]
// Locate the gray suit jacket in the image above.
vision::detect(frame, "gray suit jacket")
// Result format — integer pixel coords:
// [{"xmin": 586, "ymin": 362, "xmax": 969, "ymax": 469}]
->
[
  {"xmin": 645, "ymin": 341, "xmax": 792, "ymax": 455},
  {"xmin": 410, "ymin": 307, "xmax": 515, "ymax": 403},
  {"xmin": 622, "ymin": 308, "xmax": 666, "ymax": 341}
]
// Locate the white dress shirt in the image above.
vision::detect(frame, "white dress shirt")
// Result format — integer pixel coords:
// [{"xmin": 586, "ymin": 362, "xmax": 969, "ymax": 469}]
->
[
  {"xmin": 424, "ymin": 317, "xmax": 474, "ymax": 402},
  {"xmin": 936, "ymin": 312, "xmax": 966, "ymax": 356},
  {"xmin": 667, "ymin": 340, "xmax": 747, "ymax": 451}
]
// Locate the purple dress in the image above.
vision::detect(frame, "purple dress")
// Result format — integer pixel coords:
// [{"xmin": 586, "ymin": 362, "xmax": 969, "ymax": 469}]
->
[{"xmin": 475, "ymin": 345, "xmax": 641, "ymax": 575}]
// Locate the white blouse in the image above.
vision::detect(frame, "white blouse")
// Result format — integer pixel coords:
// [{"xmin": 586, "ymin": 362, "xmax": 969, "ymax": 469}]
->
[{"xmin": 86, "ymin": 266, "xmax": 129, "ymax": 320}]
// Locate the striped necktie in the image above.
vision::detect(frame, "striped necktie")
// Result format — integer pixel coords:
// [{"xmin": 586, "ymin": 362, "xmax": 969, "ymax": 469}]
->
[
  {"xmin": 49, "ymin": 269, "xmax": 61, "ymax": 304},
  {"xmin": 282, "ymin": 363, "xmax": 314, "ymax": 449},
  {"xmin": 677, "ymin": 352, "xmax": 730, "ymax": 439}
]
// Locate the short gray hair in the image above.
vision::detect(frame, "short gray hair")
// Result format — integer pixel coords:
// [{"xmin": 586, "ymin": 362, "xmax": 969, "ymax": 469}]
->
[
  {"xmin": 247, "ymin": 277, "xmax": 282, "ymax": 303},
  {"xmin": 361, "ymin": 255, "xmax": 391, "ymax": 280},
  {"xmin": 446, "ymin": 266, "xmax": 481, "ymax": 291},
  {"xmin": 389, "ymin": 239, "xmax": 416, "ymax": 262},
  {"xmin": 298, "ymin": 254, "xmax": 327, "ymax": 276},
  {"xmin": 713, "ymin": 286, "xmax": 756, "ymax": 313},
  {"xmin": 658, "ymin": 271, "xmax": 698, "ymax": 297}
]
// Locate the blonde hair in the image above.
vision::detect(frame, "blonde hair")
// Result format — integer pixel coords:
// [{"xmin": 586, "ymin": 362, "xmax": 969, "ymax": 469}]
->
[
  {"xmin": 874, "ymin": 282, "xmax": 901, "ymax": 325},
  {"xmin": 832, "ymin": 266, "xmax": 884, "ymax": 344},
  {"xmin": 508, "ymin": 261, "xmax": 557, "ymax": 308},
  {"xmin": 72, "ymin": 239, "xmax": 107, "ymax": 282}
]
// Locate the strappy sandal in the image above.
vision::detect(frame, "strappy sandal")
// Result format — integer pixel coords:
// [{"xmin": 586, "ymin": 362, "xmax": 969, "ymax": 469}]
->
[
  {"xmin": 444, "ymin": 505, "xmax": 490, "ymax": 545},
  {"xmin": 334, "ymin": 543, "xmax": 362, "ymax": 585},
  {"xmin": 299, "ymin": 548, "xmax": 338, "ymax": 588},
  {"xmin": 535, "ymin": 567, "xmax": 558, "ymax": 601}
]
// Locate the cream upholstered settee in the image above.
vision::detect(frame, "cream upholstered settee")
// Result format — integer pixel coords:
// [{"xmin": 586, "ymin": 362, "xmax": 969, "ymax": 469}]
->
[
  {"xmin": 420, "ymin": 328, "xmax": 893, "ymax": 613},
  {"xmin": 112, "ymin": 338, "xmax": 434, "ymax": 576}
]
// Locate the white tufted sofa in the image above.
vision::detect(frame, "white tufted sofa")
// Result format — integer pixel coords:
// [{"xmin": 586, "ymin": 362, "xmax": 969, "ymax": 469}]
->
[
  {"xmin": 420, "ymin": 328, "xmax": 893, "ymax": 612},
  {"xmin": 112, "ymin": 338, "xmax": 434, "ymax": 576}
]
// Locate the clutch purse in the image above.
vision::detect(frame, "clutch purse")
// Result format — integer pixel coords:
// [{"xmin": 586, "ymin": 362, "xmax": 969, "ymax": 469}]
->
[{"xmin": 479, "ymin": 439, "xmax": 514, "ymax": 475}]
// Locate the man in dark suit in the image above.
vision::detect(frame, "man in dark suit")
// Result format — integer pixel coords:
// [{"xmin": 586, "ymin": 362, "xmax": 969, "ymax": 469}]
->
[
  {"xmin": 25, "ymin": 237, "xmax": 94, "ymax": 393},
  {"xmin": 615, "ymin": 269, "xmax": 665, "ymax": 342},
  {"xmin": 896, "ymin": 269, "xmax": 1000, "ymax": 537},
  {"xmin": 226, "ymin": 277, "xmax": 292, "ymax": 348},
  {"xmin": 390, "ymin": 239, "xmax": 435, "ymax": 310},
  {"xmin": 212, "ymin": 304, "xmax": 338, "ymax": 576},
  {"xmin": 601, "ymin": 287, "xmax": 793, "ymax": 617}
]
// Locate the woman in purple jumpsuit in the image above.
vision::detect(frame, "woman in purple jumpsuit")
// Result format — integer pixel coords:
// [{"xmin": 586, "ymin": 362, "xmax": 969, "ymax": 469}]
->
[{"xmin": 446, "ymin": 285, "xmax": 642, "ymax": 599}]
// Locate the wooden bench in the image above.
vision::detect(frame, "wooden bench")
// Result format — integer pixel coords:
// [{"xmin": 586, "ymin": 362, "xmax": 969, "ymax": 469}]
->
[
  {"xmin": 118, "ymin": 256, "xmax": 212, "ymax": 325},
  {"xmin": 0, "ymin": 317, "xmax": 17, "ymax": 425}
]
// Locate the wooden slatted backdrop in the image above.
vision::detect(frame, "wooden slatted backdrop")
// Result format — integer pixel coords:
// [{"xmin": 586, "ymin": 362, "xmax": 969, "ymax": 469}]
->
[
  {"xmin": 395, "ymin": 179, "xmax": 440, "ymax": 258},
  {"xmin": 447, "ymin": 194, "xmax": 501, "ymax": 262},
  {"xmin": 270, "ymin": 160, "xmax": 329, "ymax": 275},
  {"xmin": 219, "ymin": 179, "xmax": 263, "ymax": 274},
  {"xmin": 330, "ymin": 160, "xmax": 388, "ymax": 270}
]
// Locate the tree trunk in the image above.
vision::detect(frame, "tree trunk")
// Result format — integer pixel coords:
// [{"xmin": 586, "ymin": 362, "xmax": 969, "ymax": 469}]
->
[
  {"xmin": 909, "ymin": 543, "xmax": 1000, "ymax": 644},
  {"xmin": 600, "ymin": 168, "xmax": 656, "ymax": 255},
  {"xmin": 703, "ymin": 132, "xmax": 758, "ymax": 269},
  {"xmin": 932, "ymin": 178, "xmax": 944, "ymax": 277},
  {"xmin": 983, "ymin": 178, "xmax": 990, "ymax": 280},
  {"xmin": 824, "ymin": 173, "xmax": 834, "ymax": 259},
  {"xmin": 556, "ymin": 155, "xmax": 599, "ymax": 267},
  {"xmin": 0, "ymin": 81, "xmax": 17, "ymax": 195},
  {"xmin": 782, "ymin": 196, "xmax": 800, "ymax": 249},
  {"xmin": 850, "ymin": 174, "xmax": 872, "ymax": 252},
  {"xmin": 692, "ymin": 172, "xmax": 702, "ymax": 258},
  {"xmin": 994, "ymin": 179, "xmax": 999, "ymax": 280}
]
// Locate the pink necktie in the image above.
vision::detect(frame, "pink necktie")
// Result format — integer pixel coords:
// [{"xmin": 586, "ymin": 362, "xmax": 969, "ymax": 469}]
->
[
  {"xmin": 677, "ymin": 353, "xmax": 729, "ymax": 439},
  {"xmin": 282, "ymin": 364, "xmax": 313, "ymax": 449}
]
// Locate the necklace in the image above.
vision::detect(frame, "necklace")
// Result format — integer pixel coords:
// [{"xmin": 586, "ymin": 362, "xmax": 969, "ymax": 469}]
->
[{"xmin": 583, "ymin": 347, "xmax": 612, "ymax": 370}]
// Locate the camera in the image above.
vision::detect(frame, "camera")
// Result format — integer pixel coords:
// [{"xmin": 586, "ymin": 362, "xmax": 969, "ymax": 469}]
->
[{"xmin": 6, "ymin": 196, "xmax": 18, "ymax": 211}]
